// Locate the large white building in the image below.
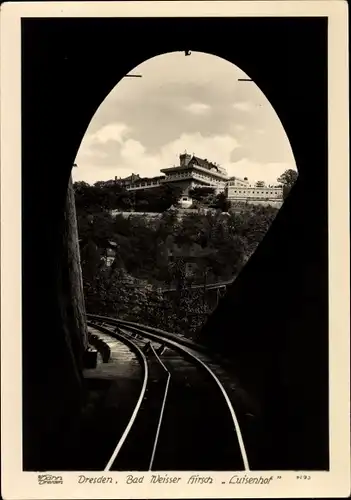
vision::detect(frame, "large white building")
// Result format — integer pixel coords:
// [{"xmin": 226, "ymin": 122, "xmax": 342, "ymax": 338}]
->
[
  {"xmin": 115, "ymin": 153, "xmax": 228, "ymax": 196},
  {"xmin": 227, "ymin": 176, "xmax": 283, "ymax": 207},
  {"xmin": 160, "ymin": 153, "xmax": 228, "ymax": 195}
]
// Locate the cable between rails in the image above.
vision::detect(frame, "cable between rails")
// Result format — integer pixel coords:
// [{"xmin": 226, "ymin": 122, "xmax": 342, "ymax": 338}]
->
[
  {"xmin": 148, "ymin": 343, "xmax": 171, "ymax": 471},
  {"xmin": 112, "ymin": 321, "xmax": 250, "ymax": 471}
]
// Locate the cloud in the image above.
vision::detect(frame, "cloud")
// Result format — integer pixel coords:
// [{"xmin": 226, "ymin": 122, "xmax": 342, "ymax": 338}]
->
[
  {"xmin": 91, "ymin": 123, "xmax": 131, "ymax": 144},
  {"xmin": 76, "ymin": 52, "xmax": 294, "ymax": 167},
  {"xmin": 184, "ymin": 102, "xmax": 211, "ymax": 115},
  {"xmin": 78, "ymin": 122, "xmax": 132, "ymax": 160},
  {"xmin": 234, "ymin": 124, "xmax": 246, "ymax": 132},
  {"xmin": 74, "ymin": 123, "xmax": 295, "ymax": 187},
  {"xmin": 74, "ymin": 130, "xmax": 241, "ymax": 184},
  {"xmin": 120, "ymin": 138, "xmax": 146, "ymax": 160},
  {"xmin": 232, "ymin": 101, "xmax": 255, "ymax": 113}
]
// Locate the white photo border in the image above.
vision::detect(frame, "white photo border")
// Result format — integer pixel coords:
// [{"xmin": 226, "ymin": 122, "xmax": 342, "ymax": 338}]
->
[{"xmin": 1, "ymin": 1, "xmax": 349, "ymax": 499}]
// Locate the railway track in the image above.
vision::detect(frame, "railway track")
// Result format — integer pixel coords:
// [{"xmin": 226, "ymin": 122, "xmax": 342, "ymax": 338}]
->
[
  {"xmin": 87, "ymin": 316, "xmax": 250, "ymax": 472},
  {"xmin": 86, "ymin": 322, "xmax": 168, "ymax": 471}
]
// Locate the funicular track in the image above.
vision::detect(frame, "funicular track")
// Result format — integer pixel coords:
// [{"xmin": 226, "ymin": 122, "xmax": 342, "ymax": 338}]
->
[{"xmin": 87, "ymin": 316, "xmax": 250, "ymax": 471}]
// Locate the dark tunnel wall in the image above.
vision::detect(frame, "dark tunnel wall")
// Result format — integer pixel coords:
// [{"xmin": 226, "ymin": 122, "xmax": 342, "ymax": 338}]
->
[{"xmin": 22, "ymin": 17, "xmax": 328, "ymax": 470}]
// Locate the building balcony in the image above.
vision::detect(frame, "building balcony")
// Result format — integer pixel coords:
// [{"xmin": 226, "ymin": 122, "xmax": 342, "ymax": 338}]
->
[
  {"xmin": 161, "ymin": 164, "xmax": 228, "ymax": 181},
  {"xmin": 161, "ymin": 170, "xmax": 227, "ymax": 186},
  {"xmin": 126, "ymin": 179, "xmax": 163, "ymax": 190}
]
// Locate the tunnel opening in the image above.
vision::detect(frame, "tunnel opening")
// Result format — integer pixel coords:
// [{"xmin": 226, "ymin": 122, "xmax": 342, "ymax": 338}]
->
[{"xmin": 72, "ymin": 50, "xmax": 299, "ymax": 346}]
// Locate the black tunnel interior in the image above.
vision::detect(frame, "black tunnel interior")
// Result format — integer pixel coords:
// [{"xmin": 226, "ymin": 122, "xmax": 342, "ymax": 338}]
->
[{"xmin": 22, "ymin": 16, "xmax": 328, "ymax": 471}]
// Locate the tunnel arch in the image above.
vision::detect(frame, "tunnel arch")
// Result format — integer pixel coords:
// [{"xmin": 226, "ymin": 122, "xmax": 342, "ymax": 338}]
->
[
  {"xmin": 74, "ymin": 49, "xmax": 298, "ymax": 186},
  {"xmin": 73, "ymin": 50, "xmax": 299, "ymax": 339}
]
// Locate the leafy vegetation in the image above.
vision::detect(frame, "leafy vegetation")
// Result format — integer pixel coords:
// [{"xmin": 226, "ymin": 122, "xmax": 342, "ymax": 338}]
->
[
  {"xmin": 74, "ymin": 174, "xmax": 292, "ymax": 338},
  {"xmin": 74, "ymin": 180, "xmax": 183, "ymax": 213},
  {"xmin": 277, "ymin": 169, "xmax": 298, "ymax": 199}
]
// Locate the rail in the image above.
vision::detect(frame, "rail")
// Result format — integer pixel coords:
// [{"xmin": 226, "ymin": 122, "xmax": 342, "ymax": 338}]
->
[
  {"xmin": 115, "ymin": 327, "xmax": 171, "ymax": 470},
  {"xmin": 87, "ymin": 314, "xmax": 208, "ymax": 354},
  {"xmin": 86, "ymin": 321, "xmax": 149, "ymax": 471},
  {"xmin": 122, "ymin": 277, "xmax": 235, "ymax": 292},
  {"xmin": 89, "ymin": 316, "xmax": 250, "ymax": 471}
]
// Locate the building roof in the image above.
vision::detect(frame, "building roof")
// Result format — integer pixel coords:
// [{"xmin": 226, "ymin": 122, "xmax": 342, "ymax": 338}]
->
[
  {"xmin": 115, "ymin": 173, "xmax": 140, "ymax": 184},
  {"xmin": 191, "ymin": 155, "xmax": 221, "ymax": 172},
  {"xmin": 228, "ymin": 176, "xmax": 249, "ymax": 182},
  {"xmin": 136, "ymin": 175, "xmax": 165, "ymax": 183}
]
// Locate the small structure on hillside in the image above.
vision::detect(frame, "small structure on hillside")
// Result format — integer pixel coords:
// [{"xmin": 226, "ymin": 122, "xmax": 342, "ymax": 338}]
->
[{"xmin": 177, "ymin": 195, "xmax": 193, "ymax": 209}]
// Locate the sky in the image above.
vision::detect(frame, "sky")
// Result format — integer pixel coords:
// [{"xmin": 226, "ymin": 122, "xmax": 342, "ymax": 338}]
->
[{"xmin": 73, "ymin": 51, "xmax": 297, "ymax": 185}]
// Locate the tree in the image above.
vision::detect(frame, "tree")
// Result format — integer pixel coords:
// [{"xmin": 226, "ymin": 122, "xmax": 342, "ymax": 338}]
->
[
  {"xmin": 255, "ymin": 180, "xmax": 265, "ymax": 187},
  {"xmin": 210, "ymin": 192, "xmax": 230, "ymax": 212},
  {"xmin": 144, "ymin": 184, "xmax": 183, "ymax": 212},
  {"xmin": 74, "ymin": 181, "xmax": 104, "ymax": 213},
  {"xmin": 189, "ymin": 186, "xmax": 215, "ymax": 202},
  {"xmin": 277, "ymin": 169, "xmax": 298, "ymax": 199},
  {"xmin": 77, "ymin": 210, "xmax": 114, "ymax": 250},
  {"xmin": 74, "ymin": 180, "xmax": 131, "ymax": 213}
]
